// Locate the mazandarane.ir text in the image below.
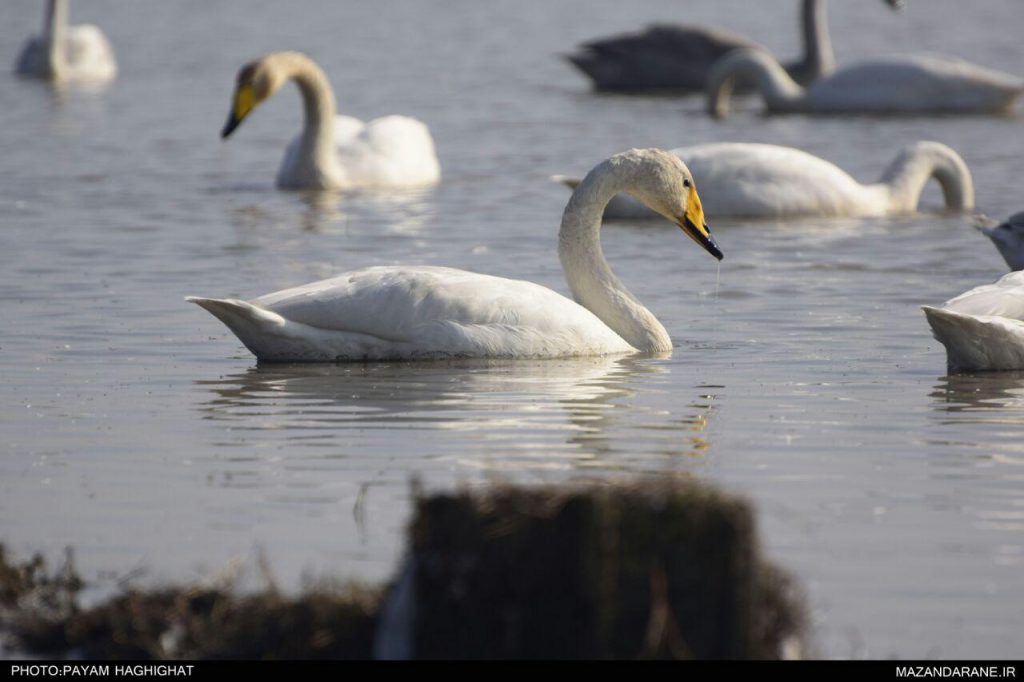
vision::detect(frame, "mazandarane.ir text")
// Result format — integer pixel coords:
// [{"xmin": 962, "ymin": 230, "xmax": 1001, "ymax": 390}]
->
[{"xmin": 897, "ymin": 667, "xmax": 1016, "ymax": 679}]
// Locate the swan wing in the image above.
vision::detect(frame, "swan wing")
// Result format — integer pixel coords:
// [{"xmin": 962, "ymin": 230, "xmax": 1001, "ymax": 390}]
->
[
  {"xmin": 335, "ymin": 115, "xmax": 440, "ymax": 187},
  {"xmin": 807, "ymin": 55, "xmax": 1023, "ymax": 112},
  {"xmin": 941, "ymin": 271, "xmax": 1024, "ymax": 320},
  {"xmin": 192, "ymin": 266, "xmax": 632, "ymax": 361},
  {"xmin": 331, "ymin": 114, "xmax": 367, "ymax": 145}
]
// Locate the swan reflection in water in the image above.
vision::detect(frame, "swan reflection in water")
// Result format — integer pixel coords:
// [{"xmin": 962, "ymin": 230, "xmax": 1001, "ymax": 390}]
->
[
  {"xmin": 223, "ymin": 186, "xmax": 435, "ymax": 237},
  {"xmin": 194, "ymin": 354, "xmax": 718, "ymax": 467},
  {"xmin": 931, "ymin": 371, "xmax": 1024, "ymax": 418}
]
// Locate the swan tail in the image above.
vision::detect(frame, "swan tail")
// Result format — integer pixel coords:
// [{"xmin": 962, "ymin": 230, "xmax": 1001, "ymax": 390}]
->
[
  {"xmin": 186, "ymin": 296, "xmax": 288, "ymax": 358},
  {"xmin": 550, "ymin": 175, "xmax": 580, "ymax": 190},
  {"xmin": 922, "ymin": 305, "xmax": 1024, "ymax": 372}
]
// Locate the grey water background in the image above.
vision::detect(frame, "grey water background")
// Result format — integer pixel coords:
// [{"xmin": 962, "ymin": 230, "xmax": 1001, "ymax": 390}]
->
[{"xmin": 2, "ymin": 0, "xmax": 1023, "ymax": 658}]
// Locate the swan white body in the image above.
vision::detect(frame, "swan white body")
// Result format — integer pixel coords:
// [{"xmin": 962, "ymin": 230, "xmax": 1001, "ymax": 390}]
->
[
  {"xmin": 978, "ymin": 213, "xmax": 1024, "ymax": 271},
  {"xmin": 923, "ymin": 272, "xmax": 1024, "ymax": 372},
  {"xmin": 189, "ymin": 266, "xmax": 635, "ymax": 361},
  {"xmin": 709, "ymin": 49, "xmax": 1024, "ymax": 117},
  {"xmin": 14, "ymin": 0, "xmax": 116, "ymax": 83},
  {"xmin": 188, "ymin": 149, "xmax": 723, "ymax": 362},
  {"xmin": 223, "ymin": 52, "xmax": 440, "ymax": 190},
  {"xmin": 557, "ymin": 141, "xmax": 974, "ymax": 220},
  {"xmin": 565, "ymin": 0, "xmax": 897, "ymax": 93}
]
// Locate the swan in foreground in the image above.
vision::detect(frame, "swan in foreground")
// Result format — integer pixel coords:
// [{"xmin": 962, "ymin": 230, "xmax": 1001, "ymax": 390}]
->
[
  {"xmin": 187, "ymin": 149, "xmax": 723, "ymax": 362},
  {"xmin": 977, "ymin": 213, "xmax": 1024, "ymax": 271},
  {"xmin": 555, "ymin": 141, "xmax": 973, "ymax": 220},
  {"xmin": 221, "ymin": 51, "xmax": 440, "ymax": 190},
  {"xmin": 14, "ymin": 0, "xmax": 116, "ymax": 83},
  {"xmin": 923, "ymin": 272, "xmax": 1024, "ymax": 373},
  {"xmin": 565, "ymin": 0, "xmax": 899, "ymax": 93},
  {"xmin": 708, "ymin": 48, "xmax": 1024, "ymax": 117}
]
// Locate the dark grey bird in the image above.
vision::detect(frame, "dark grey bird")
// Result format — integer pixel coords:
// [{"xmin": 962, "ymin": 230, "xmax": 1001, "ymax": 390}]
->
[
  {"xmin": 565, "ymin": 0, "xmax": 902, "ymax": 93},
  {"xmin": 978, "ymin": 212, "xmax": 1024, "ymax": 271}
]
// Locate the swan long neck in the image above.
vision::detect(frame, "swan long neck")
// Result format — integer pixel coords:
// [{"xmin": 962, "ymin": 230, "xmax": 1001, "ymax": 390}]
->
[
  {"xmin": 277, "ymin": 53, "xmax": 339, "ymax": 179},
  {"xmin": 707, "ymin": 48, "xmax": 803, "ymax": 118},
  {"xmin": 879, "ymin": 142, "xmax": 975, "ymax": 213},
  {"xmin": 800, "ymin": 0, "xmax": 835, "ymax": 80},
  {"xmin": 42, "ymin": 0, "xmax": 68, "ymax": 78},
  {"xmin": 558, "ymin": 158, "xmax": 672, "ymax": 353}
]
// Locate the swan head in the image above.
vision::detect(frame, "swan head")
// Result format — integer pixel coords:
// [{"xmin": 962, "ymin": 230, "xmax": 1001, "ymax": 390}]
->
[
  {"xmin": 978, "ymin": 212, "xmax": 1024, "ymax": 271},
  {"xmin": 615, "ymin": 149, "xmax": 723, "ymax": 261},
  {"xmin": 222, "ymin": 52, "xmax": 295, "ymax": 138}
]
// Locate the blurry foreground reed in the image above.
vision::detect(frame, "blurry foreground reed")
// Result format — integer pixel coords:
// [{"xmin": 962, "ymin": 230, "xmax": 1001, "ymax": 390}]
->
[{"xmin": 1, "ymin": 479, "xmax": 808, "ymax": 659}]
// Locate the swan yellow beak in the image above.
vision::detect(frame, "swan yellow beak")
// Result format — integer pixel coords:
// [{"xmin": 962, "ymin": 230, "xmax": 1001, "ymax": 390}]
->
[
  {"xmin": 222, "ymin": 84, "xmax": 256, "ymax": 139},
  {"xmin": 678, "ymin": 188, "xmax": 723, "ymax": 260}
]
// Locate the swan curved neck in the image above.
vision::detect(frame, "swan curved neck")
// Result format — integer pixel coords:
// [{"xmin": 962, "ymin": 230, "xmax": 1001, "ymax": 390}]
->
[
  {"xmin": 275, "ymin": 53, "xmax": 340, "ymax": 183},
  {"xmin": 557, "ymin": 159, "xmax": 672, "ymax": 352},
  {"xmin": 879, "ymin": 142, "xmax": 975, "ymax": 213},
  {"xmin": 707, "ymin": 49, "xmax": 803, "ymax": 117},
  {"xmin": 799, "ymin": 0, "xmax": 835, "ymax": 80},
  {"xmin": 42, "ymin": 0, "xmax": 67, "ymax": 78}
]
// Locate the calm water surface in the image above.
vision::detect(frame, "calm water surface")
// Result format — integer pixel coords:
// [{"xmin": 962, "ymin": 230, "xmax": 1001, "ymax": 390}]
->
[{"xmin": 2, "ymin": 0, "xmax": 1023, "ymax": 659}]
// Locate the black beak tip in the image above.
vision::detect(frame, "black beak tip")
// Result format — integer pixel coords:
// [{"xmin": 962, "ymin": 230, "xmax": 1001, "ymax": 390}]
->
[{"xmin": 221, "ymin": 117, "xmax": 239, "ymax": 139}]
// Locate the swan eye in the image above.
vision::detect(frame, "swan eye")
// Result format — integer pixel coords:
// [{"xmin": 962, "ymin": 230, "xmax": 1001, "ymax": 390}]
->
[{"xmin": 683, "ymin": 178, "xmax": 691, "ymax": 188}]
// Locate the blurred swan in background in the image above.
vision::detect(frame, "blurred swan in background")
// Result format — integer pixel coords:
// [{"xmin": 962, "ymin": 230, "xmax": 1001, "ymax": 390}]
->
[
  {"xmin": 221, "ymin": 51, "xmax": 440, "ymax": 190},
  {"xmin": 187, "ymin": 149, "xmax": 723, "ymax": 362},
  {"xmin": 708, "ymin": 48, "xmax": 1024, "ymax": 117},
  {"xmin": 923, "ymin": 272, "xmax": 1024, "ymax": 373},
  {"xmin": 565, "ymin": 0, "xmax": 900, "ymax": 93},
  {"xmin": 554, "ymin": 141, "xmax": 973, "ymax": 220},
  {"xmin": 977, "ymin": 213, "xmax": 1024, "ymax": 271},
  {"xmin": 14, "ymin": 0, "xmax": 116, "ymax": 84}
]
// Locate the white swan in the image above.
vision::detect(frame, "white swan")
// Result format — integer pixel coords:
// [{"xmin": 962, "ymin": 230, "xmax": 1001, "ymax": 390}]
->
[
  {"xmin": 565, "ymin": 0, "xmax": 899, "ymax": 93},
  {"xmin": 555, "ymin": 141, "xmax": 973, "ymax": 220},
  {"xmin": 923, "ymin": 272, "xmax": 1024, "ymax": 373},
  {"xmin": 708, "ymin": 48, "xmax": 1024, "ymax": 117},
  {"xmin": 187, "ymin": 149, "xmax": 723, "ymax": 362},
  {"xmin": 978, "ymin": 213, "xmax": 1024, "ymax": 271},
  {"xmin": 14, "ymin": 0, "xmax": 116, "ymax": 84},
  {"xmin": 221, "ymin": 51, "xmax": 440, "ymax": 190}
]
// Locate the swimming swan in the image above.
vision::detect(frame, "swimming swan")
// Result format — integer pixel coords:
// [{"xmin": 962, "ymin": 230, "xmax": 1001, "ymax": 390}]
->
[
  {"xmin": 187, "ymin": 149, "xmax": 723, "ymax": 362},
  {"xmin": 565, "ymin": 0, "xmax": 899, "ymax": 93},
  {"xmin": 555, "ymin": 141, "xmax": 973, "ymax": 220},
  {"xmin": 978, "ymin": 213, "xmax": 1024, "ymax": 271},
  {"xmin": 221, "ymin": 51, "xmax": 440, "ymax": 190},
  {"xmin": 14, "ymin": 0, "xmax": 116, "ymax": 83},
  {"xmin": 708, "ymin": 48, "xmax": 1024, "ymax": 117},
  {"xmin": 923, "ymin": 272, "xmax": 1024, "ymax": 373}
]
